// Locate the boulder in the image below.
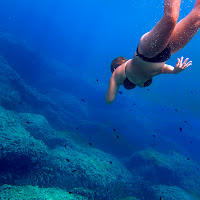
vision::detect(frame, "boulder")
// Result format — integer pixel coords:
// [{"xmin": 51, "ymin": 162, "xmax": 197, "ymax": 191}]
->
[{"xmin": 123, "ymin": 149, "xmax": 200, "ymax": 197}]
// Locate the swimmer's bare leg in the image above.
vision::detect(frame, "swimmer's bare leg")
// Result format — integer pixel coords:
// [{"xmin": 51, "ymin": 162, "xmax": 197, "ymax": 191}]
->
[
  {"xmin": 138, "ymin": 0, "xmax": 181, "ymax": 57},
  {"xmin": 169, "ymin": 1, "xmax": 200, "ymax": 54}
]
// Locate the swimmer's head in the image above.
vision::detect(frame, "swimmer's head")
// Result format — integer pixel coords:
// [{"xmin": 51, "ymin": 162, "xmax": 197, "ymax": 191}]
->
[{"xmin": 111, "ymin": 57, "xmax": 127, "ymax": 73}]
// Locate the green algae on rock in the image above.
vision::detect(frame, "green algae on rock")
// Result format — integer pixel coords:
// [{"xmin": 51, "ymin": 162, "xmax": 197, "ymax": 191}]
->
[{"xmin": 0, "ymin": 184, "xmax": 88, "ymax": 200}]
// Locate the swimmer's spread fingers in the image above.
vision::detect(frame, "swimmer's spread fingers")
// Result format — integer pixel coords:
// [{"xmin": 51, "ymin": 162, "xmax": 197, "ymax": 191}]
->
[
  {"xmin": 173, "ymin": 57, "xmax": 192, "ymax": 74},
  {"xmin": 182, "ymin": 58, "xmax": 192, "ymax": 69},
  {"xmin": 183, "ymin": 60, "xmax": 192, "ymax": 69},
  {"xmin": 181, "ymin": 57, "xmax": 192, "ymax": 69},
  {"xmin": 182, "ymin": 58, "xmax": 189, "ymax": 67}
]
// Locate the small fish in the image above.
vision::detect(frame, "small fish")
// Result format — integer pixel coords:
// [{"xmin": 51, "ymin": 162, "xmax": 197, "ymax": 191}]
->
[
  {"xmin": 180, "ymin": 127, "xmax": 183, "ymax": 132},
  {"xmin": 152, "ymin": 134, "xmax": 159, "ymax": 144},
  {"xmin": 160, "ymin": 197, "xmax": 162, "ymax": 200},
  {"xmin": 117, "ymin": 135, "xmax": 119, "ymax": 139},
  {"xmin": 96, "ymin": 79, "xmax": 99, "ymax": 82},
  {"xmin": 81, "ymin": 99, "xmax": 85, "ymax": 102},
  {"xmin": 72, "ymin": 170, "xmax": 76, "ymax": 173},
  {"xmin": 187, "ymin": 158, "xmax": 190, "ymax": 160},
  {"xmin": 113, "ymin": 129, "xmax": 116, "ymax": 132},
  {"xmin": 175, "ymin": 109, "xmax": 178, "ymax": 112},
  {"xmin": 118, "ymin": 91, "xmax": 122, "ymax": 94},
  {"xmin": 64, "ymin": 145, "xmax": 67, "ymax": 148},
  {"xmin": 26, "ymin": 121, "xmax": 30, "ymax": 124},
  {"xmin": 190, "ymin": 141, "xmax": 193, "ymax": 144},
  {"xmin": 133, "ymin": 104, "xmax": 136, "ymax": 106},
  {"xmin": 110, "ymin": 161, "xmax": 112, "ymax": 164},
  {"xmin": 19, "ymin": 101, "xmax": 22, "ymax": 105},
  {"xmin": 89, "ymin": 143, "xmax": 92, "ymax": 146},
  {"xmin": 76, "ymin": 128, "xmax": 79, "ymax": 130},
  {"xmin": 66, "ymin": 159, "xmax": 70, "ymax": 162},
  {"xmin": 147, "ymin": 89, "xmax": 150, "ymax": 91},
  {"xmin": 69, "ymin": 192, "xmax": 72, "ymax": 194},
  {"xmin": 184, "ymin": 121, "xmax": 188, "ymax": 123},
  {"xmin": 107, "ymin": 188, "xmax": 108, "ymax": 192}
]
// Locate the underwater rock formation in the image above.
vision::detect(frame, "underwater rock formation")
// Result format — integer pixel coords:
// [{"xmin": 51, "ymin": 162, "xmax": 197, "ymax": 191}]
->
[
  {"xmin": 151, "ymin": 185, "xmax": 196, "ymax": 200},
  {"xmin": 123, "ymin": 148, "xmax": 200, "ymax": 197},
  {"xmin": 0, "ymin": 33, "xmax": 42, "ymax": 86},
  {"xmin": 0, "ymin": 54, "xmax": 87, "ymax": 131},
  {"xmin": 0, "ymin": 184, "xmax": 88, "ymax": 200},
  {"xmin": 0, "ymin": 106, "xmax": 139, "ymax": 199}
]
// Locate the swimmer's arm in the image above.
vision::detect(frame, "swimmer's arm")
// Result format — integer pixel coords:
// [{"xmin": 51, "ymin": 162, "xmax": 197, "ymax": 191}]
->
[
  {"xmin": 160, "ymin": 64, "xmax": 175, "ymax": 74},
  {"xmin": 105, "ymin": 76, "xmax": 120, "ymax": 105},
  {"xmin": 161, "ymin": 57, "xmax": 192, "ymax": 74}
]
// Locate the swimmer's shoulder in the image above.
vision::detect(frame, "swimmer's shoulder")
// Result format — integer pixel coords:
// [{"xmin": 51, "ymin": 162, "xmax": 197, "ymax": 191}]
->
[{"xmin": 113, "ymin": 62, "xmax": 127, "ymax": 85}]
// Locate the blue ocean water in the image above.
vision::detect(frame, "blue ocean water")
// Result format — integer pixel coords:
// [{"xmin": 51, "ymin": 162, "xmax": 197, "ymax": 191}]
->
[{"xmin": 0, "ymin": 0, "xmax": 200, "ymax": 199}]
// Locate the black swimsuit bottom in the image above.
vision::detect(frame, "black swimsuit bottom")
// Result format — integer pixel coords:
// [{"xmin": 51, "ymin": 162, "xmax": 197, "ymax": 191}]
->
[
  {"xmin": 123, "ymin": 45, "xmax": 171, "ymax": 89},
  {"xmin": 136, "ymin": 44, "xmax": 171, "ymax": 63}
]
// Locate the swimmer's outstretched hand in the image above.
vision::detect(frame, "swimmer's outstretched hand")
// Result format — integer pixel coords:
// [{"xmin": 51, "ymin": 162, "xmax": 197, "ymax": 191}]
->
[{"xmin": 173, "ymin": 57, "xmax": 192, "ymax": 74}]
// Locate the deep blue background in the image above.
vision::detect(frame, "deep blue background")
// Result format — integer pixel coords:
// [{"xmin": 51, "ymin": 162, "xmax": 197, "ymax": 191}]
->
[{"xmin": 0, "ymin": 0, "xmax": 200, "ymax": 159}]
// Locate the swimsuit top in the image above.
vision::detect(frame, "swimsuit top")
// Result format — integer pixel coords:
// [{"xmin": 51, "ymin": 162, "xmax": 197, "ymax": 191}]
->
[{"xmin": 123, "ymin": 60, "xmax": 152, "ymax": 90}]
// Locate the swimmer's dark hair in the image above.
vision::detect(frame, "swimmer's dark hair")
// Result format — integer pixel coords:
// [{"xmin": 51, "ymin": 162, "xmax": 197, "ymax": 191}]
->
[{"xmin": 111, "ymin": 57, "xmax": 127, "ymax": 73}]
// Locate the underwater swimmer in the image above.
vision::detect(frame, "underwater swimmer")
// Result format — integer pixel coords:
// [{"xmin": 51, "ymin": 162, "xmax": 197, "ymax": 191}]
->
[{"xmin": 105, "ymin": 0, "xmax": 200, "ymax": 104}]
